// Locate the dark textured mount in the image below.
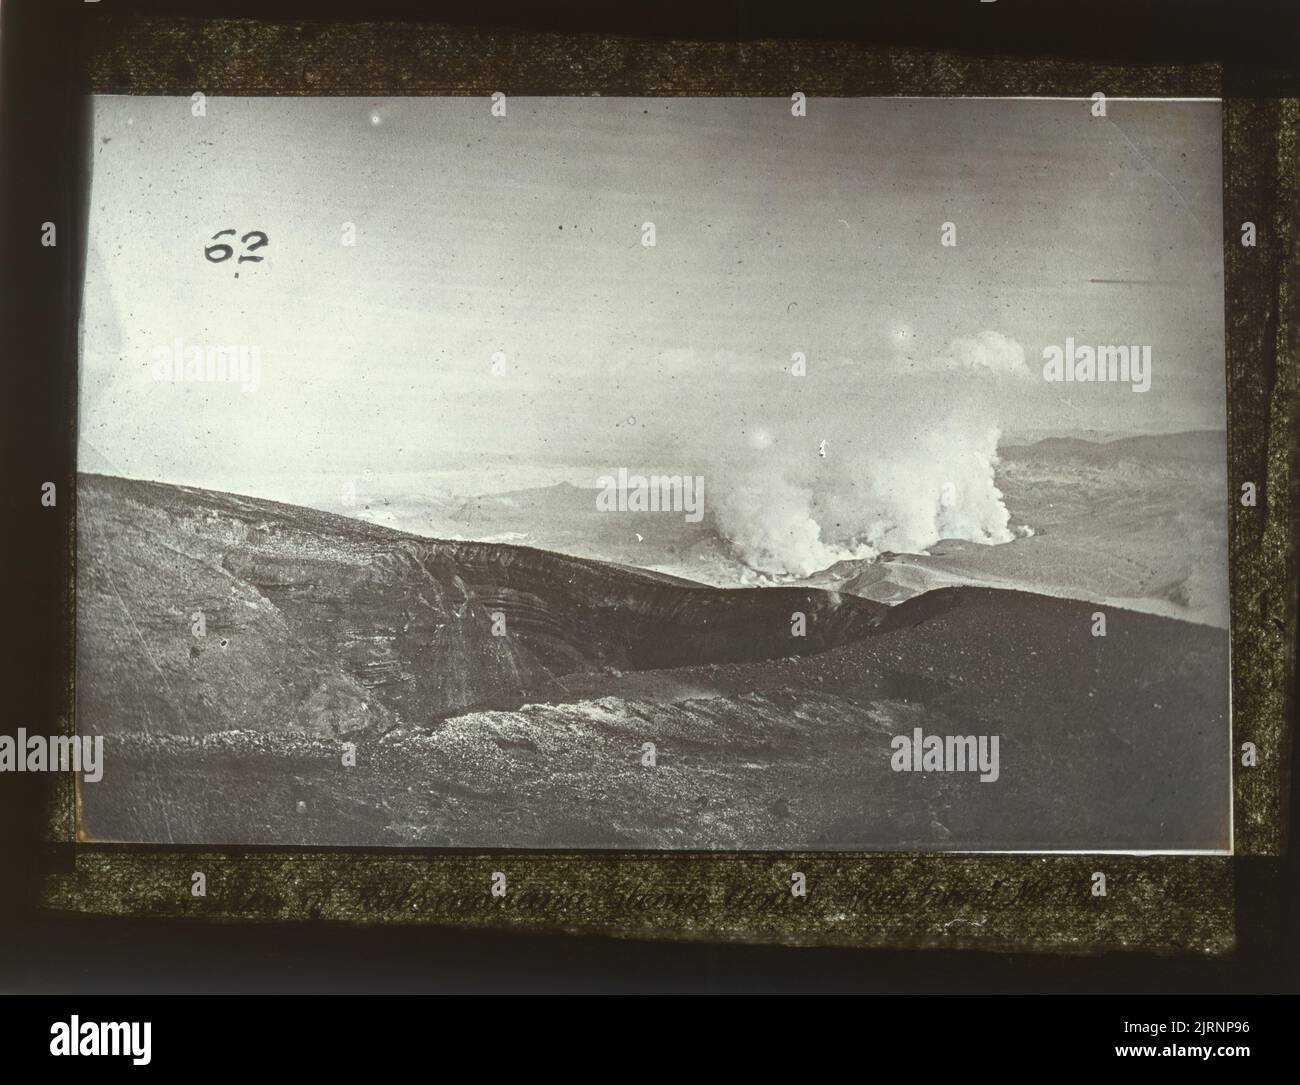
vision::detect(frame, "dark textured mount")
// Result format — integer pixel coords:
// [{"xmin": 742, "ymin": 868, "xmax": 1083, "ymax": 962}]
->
[
  {"xmin": 76, "ymin": 473, "xmax": 1230, "ymax": 851},
  {"xmin": 77, "ymin": 473, "xmax": 887, "ymax": 735}
]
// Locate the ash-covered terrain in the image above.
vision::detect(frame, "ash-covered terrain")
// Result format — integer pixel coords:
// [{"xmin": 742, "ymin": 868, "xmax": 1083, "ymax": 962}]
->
[{"xmin": 77, "ymin": 472, "xmax": 1230, "ymax": 850}]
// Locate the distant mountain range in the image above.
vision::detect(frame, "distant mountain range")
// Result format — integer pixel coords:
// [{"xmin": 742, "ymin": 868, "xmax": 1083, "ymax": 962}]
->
[{"xmin": 999, "ymin": 429, "xmax": 1226, "ymax": 466}]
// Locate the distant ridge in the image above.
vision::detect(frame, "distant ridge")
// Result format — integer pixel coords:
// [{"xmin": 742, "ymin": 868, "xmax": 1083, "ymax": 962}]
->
[{"xmin": 999, "ymin": 429, "xmax": 1226, "ymax": 466}]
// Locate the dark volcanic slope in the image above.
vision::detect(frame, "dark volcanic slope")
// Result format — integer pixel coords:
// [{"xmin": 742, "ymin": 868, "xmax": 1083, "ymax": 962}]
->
[
  {"xmin": 77, "ymin": 474, "xmax": 1231, "ymax": 851},
  {"xmin": 77, "ymin": 473, "xmax": 887, "ymax": 737}
]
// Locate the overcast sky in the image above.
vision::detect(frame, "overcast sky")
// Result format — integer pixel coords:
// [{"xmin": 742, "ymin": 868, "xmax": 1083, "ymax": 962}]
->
[{"xmin": 80, "ymin": 95, "xmax": 1224, "ymax": 495}]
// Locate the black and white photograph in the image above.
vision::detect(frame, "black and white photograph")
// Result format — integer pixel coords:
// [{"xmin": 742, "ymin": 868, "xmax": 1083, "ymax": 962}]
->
[
  {"xmin": 6, "ymin": 0, "xmax": 1300, "ymax": 1035},
  {"xmin": 74, "ymin": 94, "xmax": 1231, "ymax": 851}
]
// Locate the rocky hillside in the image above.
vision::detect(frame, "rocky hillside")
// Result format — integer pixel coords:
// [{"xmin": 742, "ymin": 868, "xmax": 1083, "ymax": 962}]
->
[
  {"xmin": 76, "ymin": 473, "xmax": 886, "ymax": 738},
  {"xmin": 76, "ymin": 474, "xmax": 1231, "ymax": 850}
]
